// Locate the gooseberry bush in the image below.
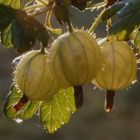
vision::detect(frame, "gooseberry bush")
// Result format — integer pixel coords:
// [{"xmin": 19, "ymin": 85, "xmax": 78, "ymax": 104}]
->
[{"xmin": 0, "ymin": 0, "xmax": 140, "ymax": 133}]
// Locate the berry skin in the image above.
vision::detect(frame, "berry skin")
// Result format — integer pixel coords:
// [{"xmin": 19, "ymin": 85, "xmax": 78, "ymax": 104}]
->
[{"xmin": 15, "ymin": 50, "xmax": 59, "ymax": 101}]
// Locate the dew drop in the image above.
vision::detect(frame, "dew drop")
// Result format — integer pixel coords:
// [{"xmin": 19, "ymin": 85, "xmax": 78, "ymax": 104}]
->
[
  {"xmin": 14, "ymin": 118, "xmax": 23, "ymax": 123},
  {"xmin": 93, "ymin": 86, "xmax": 97, "ymax": 90},
  {"xmin": 105, "ymin": 108, "xmax": 111, "ymax": 113},
  {"xmin": 132, "ymin": 80, "xmax": 137, "ymax": 84}
]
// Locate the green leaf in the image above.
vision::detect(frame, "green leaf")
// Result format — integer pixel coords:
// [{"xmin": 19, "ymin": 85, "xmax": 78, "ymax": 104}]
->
[
  {"xmin": 0, "ymin": 4, "xmax": 13, "ymax": 16},
  {"xmin": 0, "ymin": 16, "xmax": 11, "ymax": 31},
  {"xmin": 0, "ymin": 4, "xmax": 49, "ymax": 51},
  {"xmin": 18, "ymin": 100, "xmax": 40, "ymax": 120},
  {"xmin": 53, "ymin": 4, "xmax": 70, "ymax": 25},
  {"xmin": 134, "ymin": 29, "xmax": 140, "ymax": 52},
  {"xmin": 11, "ymin": 20, "xmax": 29, "ymax": 53},
  {"xmin": 3, "ymin": 84, "xmax": 40, "ymax": 120},
  {"xmin": 0, "ymin": 4, "xmax": 21, "ymax": 32},
  {"xmin": 26, "ymin": 16, "xmax": 49, "ymax": 47},
  {"xmin": 40, "ymin": 87, "xmax": 76, "ymax": 133},
  {"xmin": 11, "ymin": 18, "xmax": 36, "ymax": 53},
  {"xmin": 1, "ymin": 24, "xmax": 12, "ymax": 48},
  {"xmin": 0, "ymin": 0, "xmax": 20, "ymax": 8},
  {"xmin": 101, "ymin": 1, "xmax": 125, "ymax": 21},
  {"xmin": 108, "ymin": 0, "xmax": 140, "ymax": 41},
  {"xmin": 11, "ymin": 14, "xmax": 49, "ymax": 52},
  {"xmin": 118, "ymin": 0, "xmax": 140, "ymax": 17},
  {"xmin": 109, "ymin": 11, "xmax": 140, "ymax": 41},
  {"xmin": 71, "ymin": 0, "xmax": 89, "ymax": 11}
]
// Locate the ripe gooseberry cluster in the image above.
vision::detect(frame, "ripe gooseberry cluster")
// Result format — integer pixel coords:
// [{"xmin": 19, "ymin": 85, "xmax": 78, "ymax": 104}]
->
[{"xmin": 14, "ymin": 29, "xmax": 137, "ymax": 112}]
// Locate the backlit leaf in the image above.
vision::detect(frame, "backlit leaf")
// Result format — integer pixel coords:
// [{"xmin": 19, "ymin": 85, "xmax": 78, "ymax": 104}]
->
[
  {"xmin": 134, "ymin": 29, "xmax": 140, "ymax": 52},
  {"xmin": 1, "ymin": 24, "xmax": 12, "ymax": 48},
  {"xmin": 0, "ymin": 0, "xmax": 20, "ymax": 8},
  {"xmin": 3, "ymin": 84, "xmax": 40, "ymax": 120},
  {"xmin": 40, "ymin": 87, "xmax": 76, "ymax": 133}
]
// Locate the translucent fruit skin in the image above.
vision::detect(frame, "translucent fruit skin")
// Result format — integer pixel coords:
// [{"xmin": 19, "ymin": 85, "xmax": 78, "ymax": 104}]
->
[
  {"xmin": 94, "ymin": 40, "xmax": 137, "ymax": 90},
  {"xmin": 15, "ymin": 50, "xmax": 59, "ymax": 101},
  {"xmin": 49, "ymin": 30, "xmax": 103, "ymax": 88}
]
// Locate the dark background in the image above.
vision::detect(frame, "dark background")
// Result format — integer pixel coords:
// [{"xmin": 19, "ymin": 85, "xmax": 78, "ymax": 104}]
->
[{"xmin": 0, "ymin": 7, "xmax": 140, "ymax": 140}]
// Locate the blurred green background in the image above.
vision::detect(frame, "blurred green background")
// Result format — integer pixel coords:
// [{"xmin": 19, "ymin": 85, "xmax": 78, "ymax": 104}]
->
[{"xmin": 1, "ymin": 7, "xmax": 140, "ymax": 140}]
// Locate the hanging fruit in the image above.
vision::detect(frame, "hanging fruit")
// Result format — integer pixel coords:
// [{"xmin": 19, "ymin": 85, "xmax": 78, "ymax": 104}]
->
[
  {"xmin": 14, "ymin": 50, "xmax": 59, "ymax": 101},
  {"xmin": 49, "ymin": 30, "xmax": 103, "ymax": 88},
  {"xmin": 93, "ymin": 40, "xmax": 137, "ymax": 112}
]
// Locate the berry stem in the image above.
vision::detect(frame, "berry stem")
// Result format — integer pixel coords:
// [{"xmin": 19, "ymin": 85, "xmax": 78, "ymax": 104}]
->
[
  {"xmin": 66, "ymin": 8, "xmax": 73, "ymax": 33},
  {"xmin": 74, "ymin": 85, "xmax": 83, "ymax": 109},
  {"xmin": 41, "ymin": 45, "xmax": 46, "ymax": 54},
  {"xmin": 67, "ymin": 19, "xmax": 73, "ymax": 33},
  {"xmin": 88, "ymin": 8, "xmax": 106, "ymax": 34},
  {"xmin": 104, "ymin": 90, "xmax": 115, "ymax": 112}
]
